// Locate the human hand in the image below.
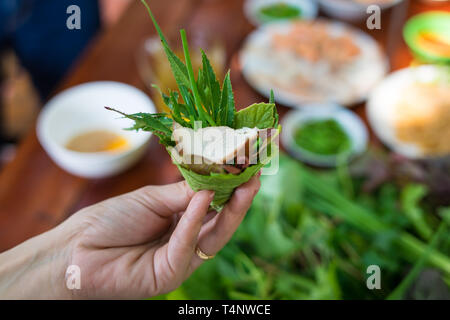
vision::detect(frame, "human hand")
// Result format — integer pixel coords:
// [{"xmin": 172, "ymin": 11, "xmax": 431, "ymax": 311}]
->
[{"xmin": 0, "ymin": 175, "xmax": 261, "ymax": 299}]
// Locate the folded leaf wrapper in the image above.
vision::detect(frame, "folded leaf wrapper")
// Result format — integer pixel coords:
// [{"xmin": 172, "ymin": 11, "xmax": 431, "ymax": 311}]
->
[{"xmin": 168, "ymin": 127, "xmax": 280, "ymax": 211}]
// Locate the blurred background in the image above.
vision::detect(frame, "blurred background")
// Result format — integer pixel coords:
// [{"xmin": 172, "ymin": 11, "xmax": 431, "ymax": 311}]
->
[
  {"xmin": 0, "ymin": 0, "xmax": 449, "ymax": 300},
  {"xmin": 0, "ymin": 0, "xmax": 131, "ymax": 160}
]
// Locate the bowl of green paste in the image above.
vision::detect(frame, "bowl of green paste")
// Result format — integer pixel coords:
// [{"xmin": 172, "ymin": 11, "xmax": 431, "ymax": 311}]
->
[
  {"xmin": 281, "ymin": 104, "xmax": 368, "ymax": 167},
  {"xmin": 244, "ymin": 0, "xmax": 318, "ymax": 26}
]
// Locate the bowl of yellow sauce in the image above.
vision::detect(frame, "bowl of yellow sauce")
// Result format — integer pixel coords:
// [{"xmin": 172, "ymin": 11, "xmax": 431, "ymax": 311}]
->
[
  {"xmin": 65, "ymin": 130, "xmax": 130, "ymax": 153},
  {"xmin": 37, "ymin": 82, "xmax": 155, "ymax": 178}
]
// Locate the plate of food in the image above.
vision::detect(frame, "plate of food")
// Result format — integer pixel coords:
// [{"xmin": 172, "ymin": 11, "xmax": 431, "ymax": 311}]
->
[
  {"xmin": 367, "ymin": 65, "xmax": 450, "ymax": 159},
  {"xmin": 244, "ymin": 0, "xmax": 318, "ymax": 26},
  {"xmin": 107, "ymin": 1, "xmax": 280, "ymax": 211},
  {"xmin": 240, "ymin": 19, "xmax": 388, "ymax": 108}
]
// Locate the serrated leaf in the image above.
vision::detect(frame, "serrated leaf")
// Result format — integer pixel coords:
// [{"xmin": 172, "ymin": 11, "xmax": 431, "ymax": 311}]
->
[
  {"xmin": 169, "ymin": 91, "xmax": 190, "ymax": 127},
  {"xmin": 141, "ymin": 0, "xmax": 190, "ymax": 89},
  {"xmin": 196, "ymin": 69, "xmax": 209, "ymax": 113},
  {"xmin": 105, "ymin": 107, "xmax": 173, "ymax": 143},
  {"xmin": 179, "ymin": 85, "xmax": 198, "ymax": 126},
  {"xmin": 201, "ymin": 50, "xmax": 221, "ymax": 121}
]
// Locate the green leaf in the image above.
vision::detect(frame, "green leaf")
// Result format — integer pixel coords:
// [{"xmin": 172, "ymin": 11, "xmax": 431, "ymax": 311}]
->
[
  {"xmin": 234, "ymin": 103, "xmax": 277, "ymax": 129},
  {"xmin": 168, "ymin": 91, "xmax": 180, "ymax": 114},
  {"xmin": 224, "ymin": 72, "xmax": 235, "ymax": 127},
  {"xmin": 401, "ymin": 184, "xmax": 433, "ymax": 240},
  {"xmin": 201, "ymin": 50, "xmax": 221, "ymax": 121},
  {"xmin": 175, "ymin": 159, "xmax": 264, "ymax": 211},
  {"xmin": 268, "ymin": 90, "xmax": 278, "ymax": 127},
  {"xmin": 179, "ymin": 85, "xmax": 198, "ymax": 126},
  {"xmin": 180, "ymin": 29, "xmax": 215, "ymax": 127},
  {"xmin": 218, "ymin": 72, "xmax": 229, "ymax": 126},
  {"xmin": 141, "ymin": 0, "xmax": 190, "ymax": 88},
  {"xmin": 105, "ymin": 107, "xmax": 174, "ymax": 146},
  {"xmin": 218, "ymin": 71, "xmax": 235, "ymax": 127},
  {"xmin": 152, "ymin": 131, "xmax": 174, "ymax": 146},
  {"xmin": 196, "ymin": 69, "xmax": 210, "ymax": 114},
  {"xmin": 169, "ymin": 91, "xmax": 190, "ymax": 127}
]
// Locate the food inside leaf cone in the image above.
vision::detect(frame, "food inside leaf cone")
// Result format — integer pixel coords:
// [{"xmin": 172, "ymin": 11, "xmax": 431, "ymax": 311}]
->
[{"xmin": 106, "ymin": 0, "xmax": 281, "ymax": 211}]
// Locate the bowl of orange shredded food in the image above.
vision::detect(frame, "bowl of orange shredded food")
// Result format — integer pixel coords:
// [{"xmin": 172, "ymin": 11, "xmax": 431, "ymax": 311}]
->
[{"xmin": 367, "ymin": 65, "xmax": 450, "ymax": 159}]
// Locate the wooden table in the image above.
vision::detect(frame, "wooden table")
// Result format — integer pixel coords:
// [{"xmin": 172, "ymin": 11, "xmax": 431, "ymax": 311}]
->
[{"xmin": 0, "ymin": 0, "xmax": 448, "ymax": 252}]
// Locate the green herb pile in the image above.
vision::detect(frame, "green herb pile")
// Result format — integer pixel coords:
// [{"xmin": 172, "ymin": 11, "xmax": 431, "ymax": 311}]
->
[
  {"xmin": 154, "ymin": 154, "xmax": 450, "ymax": 299},
  {"xmin": 294, "ymin": 119, "xmax": 351, "ymax": 156},
  {"xmin": 260, "ymin": 3, "xmax": 302, "ymax": 21}
]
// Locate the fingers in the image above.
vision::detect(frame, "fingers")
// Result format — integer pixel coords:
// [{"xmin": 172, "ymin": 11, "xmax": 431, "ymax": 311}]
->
[
  {"xmin": 76, "ymin": 181, "xmax": 193, "ymax": 248},
  {"xmin": 166, "ymin": 190, "xmax": 214, "ymax": 273},
  {"xmin": 190, "ymin": 174, "xmax": 261, "ymax": 270},
  {"xmin": 133, "ymin": 181, "xmax": 196, "ymax": 217}
]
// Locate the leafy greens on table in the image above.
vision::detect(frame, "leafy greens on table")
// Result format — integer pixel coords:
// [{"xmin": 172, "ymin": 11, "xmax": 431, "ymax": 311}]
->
[{"xmin": 155, "ymin": 154, "xmax": 450, "ymax": 300}]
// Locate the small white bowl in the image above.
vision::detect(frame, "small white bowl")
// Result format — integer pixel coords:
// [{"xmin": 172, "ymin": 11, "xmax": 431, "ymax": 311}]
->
[
  {"xmin": 244, "ymin": 0, "xmax": 318, "ymax": 26},
  {"xmin": 37, "ymin": 81, "xmax": 156, "ymax": 178},
  {"xmin": 281, "ymin": 103, "xmax": 368, "ymax": 167},
  {"xmin": 318, "ymin": 0, "xmax": 402, "ymax": 22}
]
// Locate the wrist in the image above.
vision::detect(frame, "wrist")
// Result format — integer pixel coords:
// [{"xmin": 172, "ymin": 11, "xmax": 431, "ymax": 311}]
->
[{"xmin": 0, "ymin": 222, "xmax": 78, "ymax": 299}]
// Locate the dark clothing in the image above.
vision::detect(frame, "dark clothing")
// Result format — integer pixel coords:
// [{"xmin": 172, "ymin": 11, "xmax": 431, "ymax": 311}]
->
[{"xmin": 0, "ymin": 0, "xmax": 100, "ymax": 99}]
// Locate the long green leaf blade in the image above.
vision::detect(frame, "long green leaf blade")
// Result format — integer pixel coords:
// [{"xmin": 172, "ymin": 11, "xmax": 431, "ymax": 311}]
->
[
  {"xmin": 140, "ymin": 0, "xmax": 190, "ymax": 88},
  {"xmin": 179, "ymin": 85, "xmax": 198, "ymax": 126},
  {"xmin": 201, "ymin": 50, "xmax": 221, "ymax": 121},
  {"xmin": 180, "ymin": 29, "xmax": 215, "ymax": 127},
  {"xmin": 218, "ymin": 73, "xmax": 229, "ymax": 126},
  {"xmin": 223, "ymin": 71, "xmax": 235, "ymax": 127},
  {"xmin": 269, "ymin": 89, "xmax": 275, "ymax": 104}
]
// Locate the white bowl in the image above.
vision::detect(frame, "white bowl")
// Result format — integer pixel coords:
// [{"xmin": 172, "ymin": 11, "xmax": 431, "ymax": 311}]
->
[
  {"xmin": 318, "ymin": 0, "xmax": 403, "ymax": 22},
  {"xmin": 281, "ymin": 103, "xmax": 368, "ymax": 167},
  {"xmin": 366, "ymin": 65, "xmax": 450, "ymax": 159},
  {"xmin": 244, "ymin": 0, "xmax": 318, "ymax": 26},
  {"xmin": 37, "ymin": 81, "xmax": 156, "ymax": 178}
]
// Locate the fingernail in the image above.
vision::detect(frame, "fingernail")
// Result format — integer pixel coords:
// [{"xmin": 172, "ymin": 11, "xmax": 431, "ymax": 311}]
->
[
  {"xmin": 209, "ymin": 191, "xmax": 215, "ymax": 200},
  {"xmin": 257, "ymin": 171, "xmax": 262, "ymax": 178},
  {"xmin": 199, "ymin": 190, "xmax": 214, "ymax": 199}
]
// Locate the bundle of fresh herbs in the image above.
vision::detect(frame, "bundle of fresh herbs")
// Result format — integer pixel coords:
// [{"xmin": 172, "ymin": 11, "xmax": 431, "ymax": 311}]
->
[{"xmin": 107, "ymin": 0, "xmax": 280, "ymax": 211}]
